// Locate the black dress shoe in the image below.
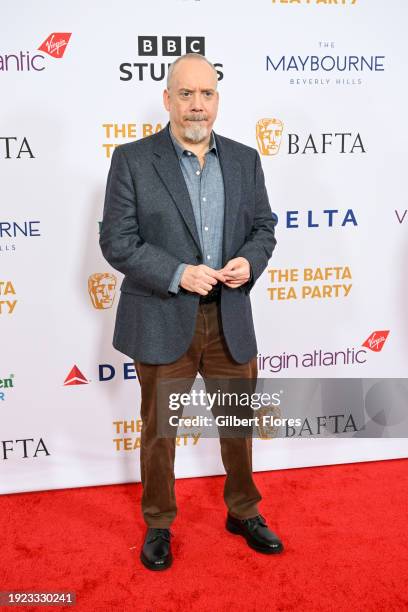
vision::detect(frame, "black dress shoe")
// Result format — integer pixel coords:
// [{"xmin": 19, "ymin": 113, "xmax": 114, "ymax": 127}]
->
[
  {"xmin": 140, "ymin": 528, "xmax": 173, "ymax": 571},
  {"xmin": 226, "ymin": 514, "xmax": 284, "ymax": 554}
]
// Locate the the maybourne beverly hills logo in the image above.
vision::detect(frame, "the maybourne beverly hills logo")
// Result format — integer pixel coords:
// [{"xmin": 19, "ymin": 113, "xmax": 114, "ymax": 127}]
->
[
  {"xmin": 266, "ymin": 40, "xmax": 384, "ymax": 87},
  {"xmin": 258, "ymin": 330, "xmax": 390, "ymax": 373},
  {"xmin": 119, "ymin": 35, "xmax": 224, "ymax": 82},
  {"xmin": 0, "ymin": 220, "xmax": 41, "ymax": 254},
  {"xmin": 0, "ymin": 33, "xmax": 71, "ymax": 71},
  {"xmin": 256, "ymin": 118, "xmax": 365, "ymax": 156},
  {"xmin": 88, "ymin": 273, "xmax": 117, "ymax": 309}
]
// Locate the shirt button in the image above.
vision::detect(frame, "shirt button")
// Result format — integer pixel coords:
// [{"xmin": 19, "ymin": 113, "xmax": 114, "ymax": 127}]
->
[
  {"xmin": 207, "ymin": 255, "xmax": 211, "ymax": 260},
  {"xmin": 204, "ymin": 226, "xmax": 209, "ymax": 231},
  {"xmin": 195, "ymin": 170, "xmax": 200, "ymax": 176},
  {"xmin": 187, "ymin": 152, "xmax": 192, "ymax": 156},
  {"xmin": 202, "ymin": 197, "xmax": 206, "ymax": 202}
]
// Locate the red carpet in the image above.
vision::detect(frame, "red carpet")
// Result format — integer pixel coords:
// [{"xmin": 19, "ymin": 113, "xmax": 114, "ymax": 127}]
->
[{"xmin": 2, "ymin": 459, "xmax": 408, "ymax": 612}]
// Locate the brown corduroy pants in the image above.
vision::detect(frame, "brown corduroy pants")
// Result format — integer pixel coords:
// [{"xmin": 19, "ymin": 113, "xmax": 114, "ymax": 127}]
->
[{"xmin": 134, "ymin": 300, "xmax": 262, "ymax": 528}]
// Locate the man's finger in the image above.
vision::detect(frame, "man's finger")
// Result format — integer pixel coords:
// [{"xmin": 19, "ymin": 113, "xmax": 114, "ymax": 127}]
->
[
  {"xmin": 201, "ymin": 283, "xmax": 214, "ymax": 292},
  {"xmin": 202, "ymin": 274, "xmax": 219, "ymax": 286},
  {"xmin": 208, "ymin": 270, "xmax": 227, "ymax": 282},
  {"xmin": 223, "ymin": 272, "xmax": 248, "ymax": 280}
]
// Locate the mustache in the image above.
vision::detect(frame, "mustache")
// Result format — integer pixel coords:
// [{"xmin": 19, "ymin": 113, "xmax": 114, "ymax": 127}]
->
[{"xmin": 184, "ymin": 114, "xmax": 208, "ymax": 121}]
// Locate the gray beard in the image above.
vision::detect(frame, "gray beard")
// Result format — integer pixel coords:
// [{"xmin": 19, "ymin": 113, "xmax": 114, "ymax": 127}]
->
[{"xmin": 183, "ymin": 124, "xmax": 209, "ymax": 144}]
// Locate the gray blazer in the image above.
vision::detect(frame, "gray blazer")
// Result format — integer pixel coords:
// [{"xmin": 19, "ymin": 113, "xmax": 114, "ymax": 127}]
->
[{"xmin": 100, "ymin": 124, "xmax": 277, "ymax": 364}]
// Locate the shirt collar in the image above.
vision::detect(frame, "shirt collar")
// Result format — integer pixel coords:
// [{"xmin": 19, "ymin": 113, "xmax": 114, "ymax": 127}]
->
[{"xmin": 169, "ymin": 124, "xmax": 218, "ymax": 160}]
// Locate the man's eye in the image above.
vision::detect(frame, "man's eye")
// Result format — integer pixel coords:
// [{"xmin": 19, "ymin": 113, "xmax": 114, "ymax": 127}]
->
[
  {"xmin": 204, "ymin": 92, "xmax": 213, "ymax": 97},
  {"xmin": 181, "ymin": 91, "xmax": 191, "ymax": 98}
]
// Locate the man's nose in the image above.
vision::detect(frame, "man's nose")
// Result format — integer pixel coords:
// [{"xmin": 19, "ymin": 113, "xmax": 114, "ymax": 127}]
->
[{"xmin": 190, "ymin": 93, "xmax": 204, "ymax": 111}]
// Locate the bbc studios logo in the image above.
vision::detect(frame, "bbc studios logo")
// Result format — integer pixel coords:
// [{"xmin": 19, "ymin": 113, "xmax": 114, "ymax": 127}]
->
[{"xmin": 119, "ymin": 35, "xmax": 223, "ymax": 82}]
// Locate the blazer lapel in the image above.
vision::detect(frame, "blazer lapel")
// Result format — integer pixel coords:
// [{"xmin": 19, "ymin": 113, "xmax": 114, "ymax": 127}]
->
[
  {"xmin": 152, "ymin": 126, "xmax": 202, "ymax": 255},
  {"xmin": 214, "ymin": 133, "xmax": 242, "ymax": 265},
  {"xmin": 151, "ymin": 125, "xmax": 242, "ymax": 265}
]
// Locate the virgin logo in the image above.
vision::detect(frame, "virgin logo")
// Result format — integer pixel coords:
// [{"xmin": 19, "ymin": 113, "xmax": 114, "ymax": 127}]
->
[
  {"xmin": 362, "ymin": 330, "xmax": 390, "ymax": 352},
  {"xmin": 38, "ymin": 33, "xmax": 71, "ymax": 58}
]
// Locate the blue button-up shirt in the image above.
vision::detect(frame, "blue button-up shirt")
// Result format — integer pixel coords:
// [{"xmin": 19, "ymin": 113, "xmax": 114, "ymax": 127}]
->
[{"xmin": 168, "ymin": 126, "xmax": 225, "ymax": 294}]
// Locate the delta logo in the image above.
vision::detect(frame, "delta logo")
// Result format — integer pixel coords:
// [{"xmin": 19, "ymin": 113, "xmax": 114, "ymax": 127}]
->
[
  {"xmin": 0, "ymin": 33, "xmax": 71, "ymax": 72},
  {"xmin": 64, "ymin": 365, "xmax": 89, "ymax": 386},
  {"xmin": 256, "ymin": 118, "xmax": 365, "ymax": 156},
  {"xmin": 275, "ymin": 208, "xmax": 358, "ymax": 230},
  {"xmin": 63, "ymin": 362, "xmax": 138, "ymax": 386}
]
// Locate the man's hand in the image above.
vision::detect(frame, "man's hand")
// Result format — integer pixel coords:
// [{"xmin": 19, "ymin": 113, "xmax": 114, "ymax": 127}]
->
[
  {"xmin": 219, "ymin": 257, "xmax": 251, "ymax": 289},
  {"xmin": 180, "ymin": 265, "xmax": 227, "ymax": 296}
]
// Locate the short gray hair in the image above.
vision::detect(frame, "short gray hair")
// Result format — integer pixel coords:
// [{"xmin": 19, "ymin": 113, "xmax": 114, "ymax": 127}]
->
[{"xmin": 166, "ymin": 53, "xmax": 218, "ymax": 89}]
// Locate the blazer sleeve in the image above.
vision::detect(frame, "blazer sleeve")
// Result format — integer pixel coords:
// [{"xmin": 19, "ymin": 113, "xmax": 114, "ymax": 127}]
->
[
  {"xmin": 233, "ymin": 151, "xmax": 277, "ymax": 294},
  {"xmin": 99, "ymin": 146, "xmax": 183, "ymax": 297}
]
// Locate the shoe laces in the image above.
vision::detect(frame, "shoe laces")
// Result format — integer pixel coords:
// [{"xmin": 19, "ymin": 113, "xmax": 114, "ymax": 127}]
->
[
  {"xmin": 147, "ymin": 528, "xmax": 172, "ymax": 543},
  {"xmin": 242, "ymin": 514, "xmax": 267, "ymax": 531}
]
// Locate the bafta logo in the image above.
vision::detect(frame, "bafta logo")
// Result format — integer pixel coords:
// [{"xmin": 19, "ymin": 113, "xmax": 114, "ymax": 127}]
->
[
  {"xmin": 256, "ymin": 118, "xmax": 283, "ymax": 156},
  {"xmin": 88, "ymin": 273, "xmax": 117, "ymax": 309}
]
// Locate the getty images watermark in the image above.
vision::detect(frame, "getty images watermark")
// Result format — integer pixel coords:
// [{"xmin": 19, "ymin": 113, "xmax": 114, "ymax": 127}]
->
[
  {"xmin": 155, "ymin": 378, "xmax": 408, "ymax": 439},
  {"xmin": 166, "ymin": 388, "xmax": 298, "ymax": 430}
]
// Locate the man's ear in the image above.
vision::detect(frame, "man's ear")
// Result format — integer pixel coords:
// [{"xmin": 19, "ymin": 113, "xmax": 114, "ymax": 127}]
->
[{"xmin": 163, "ymin": 89, "xmax": 170, "ymax": 112}]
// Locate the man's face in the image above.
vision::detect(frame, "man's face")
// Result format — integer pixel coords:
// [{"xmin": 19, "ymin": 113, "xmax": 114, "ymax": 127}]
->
[{"xmin": 163, "ymin": 58, "xmax": 219, "ymax": 144}]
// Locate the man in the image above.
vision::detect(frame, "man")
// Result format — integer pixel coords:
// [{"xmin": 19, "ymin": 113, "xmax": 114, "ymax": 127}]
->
[{"xmin": 100, "ymin": 53, "xmax": 282, "ymax": 571}]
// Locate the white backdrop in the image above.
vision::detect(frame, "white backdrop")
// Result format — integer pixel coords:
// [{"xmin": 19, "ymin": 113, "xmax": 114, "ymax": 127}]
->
[{"xmin": 1, "ymin": 0, "xmax": 407, "ymax": 495}]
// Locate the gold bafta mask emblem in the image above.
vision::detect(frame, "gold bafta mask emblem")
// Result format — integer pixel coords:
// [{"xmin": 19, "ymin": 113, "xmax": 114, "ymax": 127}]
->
[
  {"xmin": 256, "ymin": 118, "xmax": 284, "ymax": 156},
  {"xmin": 256, "ymin": 404, "xmax": 282, "ymax": 440},
  {"xmin": 88, "ymin": 273, "xmax": 117, "ymax": 309}
]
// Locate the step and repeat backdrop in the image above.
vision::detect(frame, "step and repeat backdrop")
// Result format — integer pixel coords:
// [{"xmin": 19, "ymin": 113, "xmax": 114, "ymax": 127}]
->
[{"xmin": 1, "ymin": 0, "xmax": 408, "ymax": 494}]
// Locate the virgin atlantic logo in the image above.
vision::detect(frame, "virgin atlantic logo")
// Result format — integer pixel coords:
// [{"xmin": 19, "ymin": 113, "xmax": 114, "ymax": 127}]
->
[
  {"xmin": 38, "ymin": 33, "xmax": 71, "ymax": 58},
  {"xmin": 362, "ymin": 331, "xmax": 390, "ymax": 353}
]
